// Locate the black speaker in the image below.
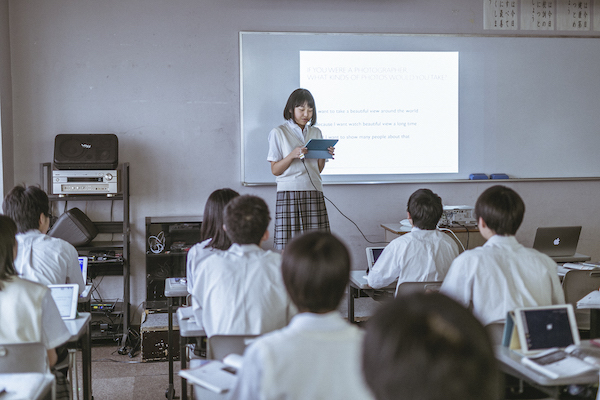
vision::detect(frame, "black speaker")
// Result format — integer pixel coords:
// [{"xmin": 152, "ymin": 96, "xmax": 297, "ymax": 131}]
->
[
  {"xmin": 54, "ymin": 134, "xmax": 118, "ymax": 170},
  {"xmin": 48, "ymin": 207, "xmax": 98, "ymax": 246}
]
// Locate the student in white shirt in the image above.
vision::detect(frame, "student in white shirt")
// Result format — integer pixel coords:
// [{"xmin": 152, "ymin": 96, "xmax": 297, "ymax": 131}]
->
[
  {"xmin": 362, "ymin": 292, "xmax": 502, "ymax": 400},
  {"xmin": 441, "ymin": 185, "xmax": 565, "ymax": 326},
  {"xmin": 367, "ymin": 188, "xmax": 459, "ymax": 295},
  {"xmin": 191, "ymin": 195, "xmax": 294, "ymax": 338},
  {"xmin": 267, "ymin": 88, "xmax": 335, "ymax": 249},
  {"xmin": 2, "ymin": 185, "xmax": 84, "ymax": 294},
  {"xmin": 229, "ymin": 231, "xmax": 374, "ymax": 400},
  {"xmin": 186, "ymin": 188, "xmax": 239, "ymax": 293}
]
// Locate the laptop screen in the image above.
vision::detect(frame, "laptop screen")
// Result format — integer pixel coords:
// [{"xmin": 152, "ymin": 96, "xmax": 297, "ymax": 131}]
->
[
  {"xmin": 366, "ymin": 247, "xmax": 385, "ymax": 274},
  {"xmin": 48, "ymin": 284, "xmax": 79, "ymax": 319},
  {"xmin": 78, "ymin": 256, "xmax": 88, "ymax": 283},
  {"xmin": 517, "ymin": 306, "xmax": 577, "ymax": 352},
  {"xmin": 532, "ymin": 226, "xmax": 581, "ymax": 257}
]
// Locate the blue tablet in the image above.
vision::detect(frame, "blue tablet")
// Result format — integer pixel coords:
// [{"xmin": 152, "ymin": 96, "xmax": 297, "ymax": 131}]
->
[{"xmin": 304, "ymin": 139, "xmax": 338, "ymax": 159}]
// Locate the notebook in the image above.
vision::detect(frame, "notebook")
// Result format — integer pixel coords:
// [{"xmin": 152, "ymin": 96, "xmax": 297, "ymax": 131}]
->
[
  {"xmin": 532, "ymin": 226, "xmax": 581, "ymax": 257},
  {"xmin": 48, "ymin": 284, "xmax": 79, "ymax": 319},
  {"xmin": 78, "ymin": 256, "xmax": 88, "ymax": 283},
  {"xmin": 365, "ymin": 246, "xmax": 385, "ymax": 274},
  {"xmin": 512, "ymin": 304, "xmax": 580, "ymax": 355}
]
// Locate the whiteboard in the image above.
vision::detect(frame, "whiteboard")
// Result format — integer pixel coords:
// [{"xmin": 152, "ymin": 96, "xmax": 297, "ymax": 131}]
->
[{"xmin": 240, "ymin": 32, "xmax": 600, "ymax": 185}]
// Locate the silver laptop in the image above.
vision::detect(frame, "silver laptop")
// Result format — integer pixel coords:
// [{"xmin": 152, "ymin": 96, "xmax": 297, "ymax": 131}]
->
[
  {"xmin": 48, "ymin": 284, "xmax": 79, "ymax": 319},
  {"xmin": 532, "ymin": 226, "xmax": 581, "ymax": 257},
  {"xmin": 365, "ymin": 246, "xmax": 385, "ymax": 274}
]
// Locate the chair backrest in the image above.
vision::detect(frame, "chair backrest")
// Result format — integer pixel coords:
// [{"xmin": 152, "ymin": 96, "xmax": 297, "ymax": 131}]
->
[
  {"xmin": 0, "ymin": 342, "xmax": 47, "ymax": 373},
  {"xmin": 206, "ymin": 335, "xmax": 259, "ymax": 360},
  {"xmin": 396, "ymin": 281, "xmax": 443, "ymax": 297},
  {"xmin": 562, "ymin": 269, "xmax": 600, "ymax": 306}
]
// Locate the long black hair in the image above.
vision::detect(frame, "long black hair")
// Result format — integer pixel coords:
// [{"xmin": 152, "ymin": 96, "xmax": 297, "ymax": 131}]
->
[
  {"xmin": 0, "ymin": 215, "xmax": 18, "ymax": 290},
  {"xmin": 200, "ymin": 188, "xmax": 240, "ymax": 250}
]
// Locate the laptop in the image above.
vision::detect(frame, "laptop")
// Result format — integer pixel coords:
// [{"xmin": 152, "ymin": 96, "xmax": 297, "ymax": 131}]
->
[
  {"xmin": 532, "ymin": 226, "xmax": 581, "ymax": 257},
  {"xmin": 78, "ymin": 256, "xmax": 88, "ymax": 283},
  {"xmin": 365, "ymin": 246, "xmax": 385, "ymax": 274},
  {"xmin": 48, "ymin": 284, "xmax": 79, "ymax": 319}
]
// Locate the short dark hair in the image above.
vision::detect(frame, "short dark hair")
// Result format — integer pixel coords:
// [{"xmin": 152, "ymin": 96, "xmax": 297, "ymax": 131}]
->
[
  {"xmin": 407, "ymin": 189, "xmax": 443, "ymax": 230},
  {"xmin": 362, "ymin": 292, "xmax": 502, "ymax": 400},
  {"xmin": 474, "ymin": 185, "xmax": 525, "ymax": 236},
  {"xmin": 223, "ymin": 195, "xmax": 271, "ymax": 245},
  {"xmin": 0, "ymin": 215, "xmax": 18, "ymax": 288},
  {"xmin": 281, "ymin": 231, "xmax": 350, "ymax": 313},
  {"xmin": 200, "ymin": 189, "xmax": 240, "ymax": 250},
  {"xmin": 2, "ymin": 185, "xmax": 50, "ymax": 234},
  {"xmin": 283, "ymin": 88, "xmax": 317, "ymax": 126}
]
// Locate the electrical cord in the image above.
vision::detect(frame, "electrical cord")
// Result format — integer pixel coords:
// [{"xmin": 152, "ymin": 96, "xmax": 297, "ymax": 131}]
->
[{"xmin": 301, "ymin": 159, "xmax": 387, "ymax": 244}]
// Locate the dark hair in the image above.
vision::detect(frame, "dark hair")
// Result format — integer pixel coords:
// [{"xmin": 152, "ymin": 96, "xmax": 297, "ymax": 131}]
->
[
  {"xmin": 2, "ymin": 185, "xmax": 50, "ymax": 234},
  {"xmin": 283, "ymin": 88, "xmax": 317, "ymax": 126},
  {"xmin": 474, "ymin": 185, "xmax": 525, "ymax": 236},
  {"xmin": 281, "ymin": 231, "xmax": 350, "ymax": 313},
  {"xmin": 223, "ymin": 195, "xmax": 271, "ymax": 245},
  {"xmin": 0, "ymin": 215, "xmax": 18, "ymax": 289},
  {"xmin": 362, "ymin": 292, "xmax": 502, "ymax": 400},
  {"xmin": 407, "ymin": 189, "xmax": 443, "ymax": 230},
  {"xmin": 200, "ymin": 189, "xmax": 240, "ymax": 250}
]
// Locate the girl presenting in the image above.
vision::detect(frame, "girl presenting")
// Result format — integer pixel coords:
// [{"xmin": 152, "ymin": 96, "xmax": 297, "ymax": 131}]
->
[{"xmin": 267, "ymin": 88, "xmax": 334, "ymax": 249}]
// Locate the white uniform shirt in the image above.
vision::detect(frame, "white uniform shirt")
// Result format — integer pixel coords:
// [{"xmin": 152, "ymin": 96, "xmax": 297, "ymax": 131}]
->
[
  {"xmin": 441, "ymin": 235, "xmax": 565, "ymax": 326},
  {"xmin": 186, "ymin": 238, "xmax": 221, "ymax": 294},
  {"xmin": 267, "ymin": 120, "xmax": 323, "ymax": 192},
  {"xmin": 228, "ymin": 312, "xmax": 375, "ymax": 400},
  {"xmin": 367, "ymin": 227, "xmax": 459, "ymax": 295},
  {"xmin": 191, "ymin": 243, "xmax": 295, "ymax": 337},
  {"xmin": 0, "ymin": 277, "xmax": 70, "ymax": 350},
  {"xmin": 15, "ymin": 230, "xmax": 85, "ymax": 294}
]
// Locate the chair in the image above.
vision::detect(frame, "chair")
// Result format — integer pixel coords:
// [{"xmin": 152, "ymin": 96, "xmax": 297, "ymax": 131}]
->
[
  {"xmin": 562, "ymin": 269, "xmax": 600, "ymax": 331},
  {"xmin": 0, "ymin": 342, "xmax": 47, "ymax": 373},
  {"xmin": 206, "ymin": 335, "xmax": 259, "ymax": 360},
  {"xmin": 396, "ymin": 281, "xmax": 443, "ymax": 297}
]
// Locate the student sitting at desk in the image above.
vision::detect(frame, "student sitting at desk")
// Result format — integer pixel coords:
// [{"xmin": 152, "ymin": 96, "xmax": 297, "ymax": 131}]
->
[
  {"xmin": 367, "ymin": 188, "xmax": 459, "ymax": 295},
  {"xmin": 2, "ymin": 185, "xmax": 84, "ymax": 294},
  {"xmin": 186, "ymin": 188, "xmax": 239, "ymax": 294},
  {"xmin": 229, "ymin": 231, "xmax": 374, "ymax": 400},
  {"xmin": 441, "ymin": 185, "xmax": 565, "ymax": 326},
  {"xmin": 362, "ymin": 292, "xmax": 501, "ymax": 400},
  {"xmin": 191, "ymin": 195, "xmax": 294, "ymax": 337},
  {"xmin": 0, "ymin": 215, "xmax": 71, "ymax": 397}
]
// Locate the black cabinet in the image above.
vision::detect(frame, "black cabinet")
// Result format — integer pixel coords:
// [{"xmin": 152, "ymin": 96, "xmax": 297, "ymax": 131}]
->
[
  {"xmin": 41, "ymin": 162, "xmax": 130, "ymax": 347},
  {"xmin": 145, "ymin": 216, "xmax": 202, "ymax": 310}
]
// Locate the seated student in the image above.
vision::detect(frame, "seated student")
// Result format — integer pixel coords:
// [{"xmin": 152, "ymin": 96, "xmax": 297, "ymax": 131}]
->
[
  {"xmin": 362, "ymin": 292, "xmax": 502, "ymax": 400},
  {"xmin": 2, "ymin": 185, "xmax": 84, "ymax": 294},
  {"xmin": 228, "ymin": 231, "xmax": 374, "ymax": 400},
  {"xmin": 0, "ymin": 215, "xmax": 71, "ymax": 368},
  {"xmin": 441, "ymin": 185, "xmax": 565, "ymax": 326},
  {"xmin": 191, "ymin": 195, "xmax": 294, "ymax": 337},
  {"xmin": 186, "ymin": 188, "xmax": 239, "ymax": 293},
  {"xmin": 367, "ymin": 188, "xmax": 459, "ymax": 295}
]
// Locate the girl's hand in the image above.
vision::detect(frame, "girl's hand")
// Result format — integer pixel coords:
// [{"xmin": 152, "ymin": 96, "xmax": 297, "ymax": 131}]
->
[
  {"xmin": 328, "ymin": 146, "xmax": 335, "ymax": 158},
  {"xmin": 293, "ymin": 146, "xmax": 308, "ymax": 159}
]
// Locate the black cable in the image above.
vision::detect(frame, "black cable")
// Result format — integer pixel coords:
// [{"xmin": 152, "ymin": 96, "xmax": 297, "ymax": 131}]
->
[{"xmin": 301, "ymin": 159, "xmax": 387, "ymax": 245}]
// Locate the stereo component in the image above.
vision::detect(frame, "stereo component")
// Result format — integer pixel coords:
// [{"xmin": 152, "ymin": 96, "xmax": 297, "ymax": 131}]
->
[{"xmin": 52, "ymin": 169, "xmax": 119, "ymax": 195}]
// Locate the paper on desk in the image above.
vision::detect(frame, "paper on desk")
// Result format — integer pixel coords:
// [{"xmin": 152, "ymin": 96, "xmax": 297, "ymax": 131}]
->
[{"xmin": 577, "ymin": 290, "xmax": 600, "ymax": 309}]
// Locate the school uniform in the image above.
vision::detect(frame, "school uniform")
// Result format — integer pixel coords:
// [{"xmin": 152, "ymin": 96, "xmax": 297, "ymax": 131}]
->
[
  {"xmin": 228, "ymin": 312, "xmax": 375, "ymax": 400},
  {"xmin": 267, "ymin": 120, "xmax": 330, "ymax": 249},
  {"xmin": 186, "ymin": 238, "xmax": 220, "ymax": 294},
  {"xmin": 191, "ymin": 243, "xmax": 294, "ymax": 337},
  {"xmin": 15, "ymin": 229, "xmax": 85, "ymax": 294},
  {"xmin": 441, "ymin": 235, "xmax": 565, "ymax": 326},
  {"xmin": 0, "ymin": 276, "xmax": 70, "ymax": 351},
  {"xmin": 367, "ymin": 227, "xmax": 459, "ymax": 295}
]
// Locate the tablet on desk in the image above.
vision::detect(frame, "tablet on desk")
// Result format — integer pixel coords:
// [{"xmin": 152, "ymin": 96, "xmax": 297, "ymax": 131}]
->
[{"xmin": 303, "ymin": 139, "xmax": 338, "ymax": 159}]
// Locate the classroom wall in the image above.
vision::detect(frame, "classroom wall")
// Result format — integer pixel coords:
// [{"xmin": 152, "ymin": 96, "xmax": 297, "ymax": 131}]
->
[
  {"xmin": 0, "ymin": 0, "xmax": 13, "ymax": 194},
  {"xmin": 5, "ymin": 0, "xmax": 600, "ymax": 319}
]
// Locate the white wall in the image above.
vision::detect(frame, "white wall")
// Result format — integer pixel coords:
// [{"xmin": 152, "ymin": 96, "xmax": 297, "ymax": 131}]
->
[{"xmin": 6, "ymin": 0, "xmax": 600, "ymax": 318}]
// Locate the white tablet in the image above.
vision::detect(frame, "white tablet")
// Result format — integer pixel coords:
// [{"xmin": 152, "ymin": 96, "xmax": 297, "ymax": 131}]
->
[
  {"xmin": 513, "ymin": 304, "xmax": 579, "ymax": 355},
  {"xmin": 48, "ymin": 284, "xmax": 79, "ymax": 320}
]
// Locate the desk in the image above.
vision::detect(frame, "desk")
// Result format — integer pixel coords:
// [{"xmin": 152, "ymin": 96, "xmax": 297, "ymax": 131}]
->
[
  {"xmin": 64, "ymin": 312, "xmax": 92, "ymax": 400},
  {"xmin": 347, "ymin": 271, "xmax": 395, "ymax": 324},
  {"xmin": 0, "ymin": 372, "xmax": 55, "ymax": 400},
  {"xmin": 164, "ymin": 278, "xmax": 189, "ymax": 400},
  {"xmin": 177, "ymin": 307, "xmax": 206, "ymax": 400},
  {"xmin": 380, "ymin": 223, "xmax": 486, "ymax": 252},
  {"xmin": 495, "ymin": 342, "xmax": 600, "ymax": 399}
]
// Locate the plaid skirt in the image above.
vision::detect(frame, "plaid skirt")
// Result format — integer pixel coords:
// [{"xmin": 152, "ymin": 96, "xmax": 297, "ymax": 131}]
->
[{"xmin": 274, "ymin": 190, "xmax": 330, "ymax": 250}]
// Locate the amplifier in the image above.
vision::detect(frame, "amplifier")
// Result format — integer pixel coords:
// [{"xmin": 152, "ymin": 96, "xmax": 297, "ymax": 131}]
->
[{"xmin": 52, "ymin": 169, "xmax": 119, "ymax": 195}]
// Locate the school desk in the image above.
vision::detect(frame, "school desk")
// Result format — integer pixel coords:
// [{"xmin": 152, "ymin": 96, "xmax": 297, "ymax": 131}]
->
[
  {"xmin": 347, "ymin": 270, "xmax": 395, "ymax": 324},
  {"xmin": 165, "ymin": 277, "xmax": 189, "ymax": 400},
  {"xmin": 64, "ymin": 312, "xmax": 92, "ymax": 400}
]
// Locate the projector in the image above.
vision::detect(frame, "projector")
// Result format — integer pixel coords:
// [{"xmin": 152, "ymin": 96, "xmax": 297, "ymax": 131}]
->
[{"xmin": 439, "ymin": 206, "xmax": 476, "ymax": 227}]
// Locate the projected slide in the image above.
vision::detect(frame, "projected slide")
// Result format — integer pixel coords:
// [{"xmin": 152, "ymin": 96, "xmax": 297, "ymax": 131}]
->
[{"xmin": 300, "ymin": 51, "xmax": 459, "ymax": 176}]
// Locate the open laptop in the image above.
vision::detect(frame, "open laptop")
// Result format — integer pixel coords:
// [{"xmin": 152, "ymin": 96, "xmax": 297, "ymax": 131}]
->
[
  {"xmin": 365, "ymin": 246, "xmax": 385, "ymax": 274},
  {"xmin": 48, "ymin": 283, "xmax": 79, "ymax": 319},
  {"xmin": 533, "ymin": 226, "xmax": 581, "ymax": 257},
  {"xmin": 78, "ymin": 256, "xmax": 88, "ymax": 283}
]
